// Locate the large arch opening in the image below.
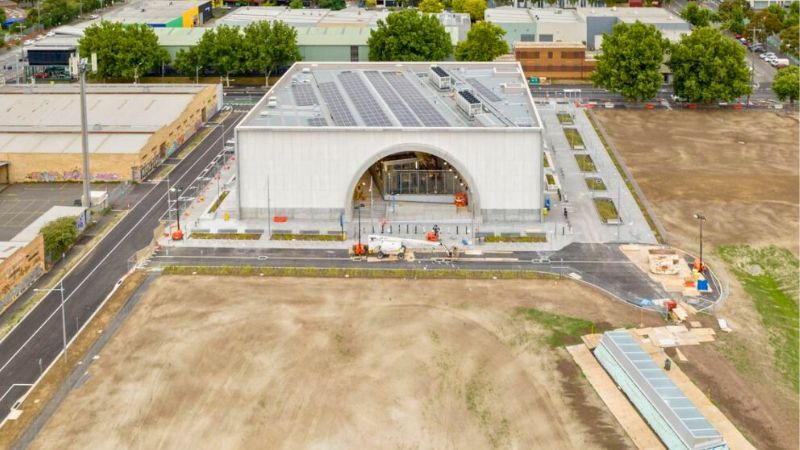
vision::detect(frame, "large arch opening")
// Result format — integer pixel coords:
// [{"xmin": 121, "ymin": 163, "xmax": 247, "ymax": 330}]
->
[{"xmin": 346, "ymin": 145, "xmax": 479, "ymax": 226}]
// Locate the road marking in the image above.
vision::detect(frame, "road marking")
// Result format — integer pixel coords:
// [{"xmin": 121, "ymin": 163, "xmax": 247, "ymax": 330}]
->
[{"xmin": 0, "ymin": 114, "xmax": 245, "ymax": 375}]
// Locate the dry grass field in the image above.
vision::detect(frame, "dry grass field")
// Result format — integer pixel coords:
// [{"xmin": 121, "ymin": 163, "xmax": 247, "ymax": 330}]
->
[
  {"xmin": 595, "ymin": 109, "xmax": 799, "ymax": 450},
  {"xmin": 30, "ymin": 276, "xmax": 666, "ymax": 450}
]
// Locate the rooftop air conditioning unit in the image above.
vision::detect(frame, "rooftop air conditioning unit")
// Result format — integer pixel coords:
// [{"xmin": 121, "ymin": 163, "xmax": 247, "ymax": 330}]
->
[
  {"xmin": 267, "ymin": 99, "xmax": 278, "ymax": 108},
  {"xmin": 456, "ymin": 90, "xmax": 482, "ymax": 118},
  {"xmin": 302, "ymin": 67, "xmax": 311, "ymax": 73},
  {"xmin": 428, "ymin": 65, "xmax": 451, "ymax": 90},
  {"xmin": 502, "ymin": 82, "xmax": 526, "ymax": 95}
]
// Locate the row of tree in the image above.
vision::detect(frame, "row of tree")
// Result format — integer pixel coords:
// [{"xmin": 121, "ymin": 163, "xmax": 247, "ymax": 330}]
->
[
  {"xmin": 592, "ymin": 21, "xmax": 798, "ymax": 104},
  {"xmin": 78, "ymin": 21, "xmax": 302, "ymax": 85},
  {"xmin": 682, "ymin": 0, "xmax": 798, "ymax": 55},
  {"xmin": 368, "ymin": 9, "xmax": 508, "ymax": 62}
]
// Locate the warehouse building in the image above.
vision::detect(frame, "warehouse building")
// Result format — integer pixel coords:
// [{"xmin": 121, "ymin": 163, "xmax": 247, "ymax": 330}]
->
[
  {"xmin": 100, "ymin": 0, "xmax": 212, "ymax": 27},
  {"xmin": 595, "ymin": 331, "xmax": 727, "ymax": 450},
  {"xmin": 235, "ymin": 62, "xmax": 543, "ymax": 225},
  {"xmin": 0, "ymin": 84, "xmax": 221, "ymax": 182}
]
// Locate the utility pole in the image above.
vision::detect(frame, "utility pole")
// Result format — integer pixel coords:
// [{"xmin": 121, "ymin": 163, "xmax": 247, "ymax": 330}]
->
[{"xmin": 693, "ymin": 213, "xmax": 706, "ymax": 271}]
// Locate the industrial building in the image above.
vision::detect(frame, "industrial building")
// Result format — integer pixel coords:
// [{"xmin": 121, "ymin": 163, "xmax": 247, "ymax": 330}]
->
[
  {"xmin": 234, "ymin": 62, "xmax": 544, "ymax": 225},
  {"xmin": 514, "ymin": 41, "xmax": 596, "ymax": 81},
  {"xmin": 0, "ymin": 84, "xmax": 221, "ymax": 182},
  {"xmin": 595, "ymin": 331, "xmax": 727, "ymax": 450},
  {"xmin": 0, "ymin": 206, "xmax": 85, "ymax": 315},
  {"xmin": 99, "ymin": 0, "xmax": 212, "ymax": 27},
  {"xmin": 486, "ymin": 7, "xmax": 690, "ymax": 49}
]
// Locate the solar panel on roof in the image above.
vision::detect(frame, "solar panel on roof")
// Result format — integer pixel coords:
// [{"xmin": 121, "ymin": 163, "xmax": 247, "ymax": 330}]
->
[
  {"xmin": 466, "ymin": 77, "xmax": 502, "ymax": 102},
  {"xmin": 364, "ymin": 71, "xmax": 421, "ymax": 127},
  {"xmin": 382, "ymin": 72, "xmax": 450, "ymax": 127},
  {"xmin": 317, "ymin": 82, "xmax": 357, "ymax": 127},
  {"xmin": 307, "ymin": 117, "xmax": 327, "ymax": 126},
  {"xmin": 291, "ymin": 84, "xmax": 319, "ymax": 107},
  {"xmin": 458, "ymin": 90, "xmax": 480, "ymax": 105},
  {"xmin": 431, "ymin": 66, "xmax": 449, "ymax": 78},
  {"xmin": 337, "ymin": 71, "xmax": 393, "ymax": 127}
]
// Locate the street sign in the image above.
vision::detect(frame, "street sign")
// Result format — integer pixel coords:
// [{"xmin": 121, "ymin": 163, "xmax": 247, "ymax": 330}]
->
[{"xmin": 529, "ymin": 76, "xmax": 539, "ymax": 85}]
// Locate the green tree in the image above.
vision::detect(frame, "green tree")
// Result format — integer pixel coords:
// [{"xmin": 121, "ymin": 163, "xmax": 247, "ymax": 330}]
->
[
  {"xmin": 717, "ymin": 0, "xmax": 750, "ymax": 34},
  {"xmin": 780, "ymin": 25, "xmax": 799, "ymax": 54},
  {"xmin": 462, "ymin": 0, "xmax": 486, "ymax": 21},
  {"xmin": 680, "ymin": 4, "xmax": 717, "ymax": 28},
  {"xmin": 244, "ymin": 20, "xmax": 301, "ymax": 87},
  {"xmin": 39, "ymin": 0, "xmax": 78, "ymax": 27},
  {"xmin": 0, "ymin": 7, "xmax": 6, "ymax": 24},
  {"xmin": 668, "ymin": 27, "xmax": 751, "ymax": 103},
  {"xmin": 368, "ymin": 9, "xmax": 452, "ymax": 61},
  {"xmin": 319, "ymin": 0, "xmax": 346, "ymax": 9},
  {"xmin": 591, "ymin": 21, "xmax": 668, "ymax": 102},
  {"xmin": 79, "ymin": 22, "xmax": 170, "ymax": 80},
  {"xmin": 41, "ymin": 216, "xmax": 77, "ymax": 263},
  {"xmin": 785, "ymin": 1, "xmax": 799, "ymax": 27},
  {"xmin": 772, "ymin": 66, "xmax": 799, "ymax": 103},
  {"xmin": 174, "ymin": 46, "xmax": 203, "ymax": 79},
  {"xmin": 365, "ymin": 0, "xmax": 377, "ymax": 8},
  {"xmin": 455, "ymin": 21, "xmax": 508, "ymax": 61},
  {"xmin": 289, "ymin": 0, "xmax": 304, "ymax": 8},
  {"xmin": 765, "ymin": 3, "xmax": 786, "ymax": 22},
  {"xmin": 746, "ymin": 9, "xmax": 783, "ymax": 42},
  {"xmin": 198, "ymin": 25, "xmax": 246, "ymax": 86},
  {"xmin": 418, "ymin": 0, "xmax": 444, "ymax": 13}
]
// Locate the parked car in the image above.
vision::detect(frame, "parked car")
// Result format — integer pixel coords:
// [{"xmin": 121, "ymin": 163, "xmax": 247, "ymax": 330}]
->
[
  {"xmin": 33, "ymin": 72, "xmax": 48, "ymax": 79},
  {"xmin": 761, "ymin": 52, "xmax": 776, "ymax": 60},
  {"xmin": 46, "ymin": 31, "xmax": 55, "ymax": 37},
  {"xmin": 89, "ymin": 14, "xmax": 99, "ymax": 19},
  {"xmin": 23, "ymin": 40, "xmax": 34, "ymax": 46},
  {"xmin": 771, "ymin": 58, "xmax": 790, "ymax": 67}
]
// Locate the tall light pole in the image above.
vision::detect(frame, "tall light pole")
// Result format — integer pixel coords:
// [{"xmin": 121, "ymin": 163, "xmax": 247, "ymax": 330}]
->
[
  {"xmin": 34, "ymin": 281, "xmax": 68, "ymax": 365},
  {"xmin": 693, "ymin": 213, "xmax": 706, "ymax": 272},
  {"xmin": 78, "ymin": 58, "xmax": 92, "ymax": 209}
]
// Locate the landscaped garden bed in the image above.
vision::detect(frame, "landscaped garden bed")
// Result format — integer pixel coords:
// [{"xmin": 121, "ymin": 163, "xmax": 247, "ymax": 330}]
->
[
  {"xmin": 574, "ymin": 154, "xmax": 596, "ymax": 172},
  {"xmin": 271, "ymin": 233, "xmax": 343, "ymax": 241},
  {"xmin": 585, "ymin": 177, "xmax": 606, "ymax": 191},
  {"xmin": 557, "ymin": 113, "xmax": 574, "ymax": 125},
  {"xmin": 593, "ymin": 198, "xmax": 620, "ymax": 223},
  {"xmin": 190, "ymin": 232, "xmax": 262, "ymax": 240},
  {"xmin": 563, "ymin": 128, "xmax": 585, "ymax": 149}
]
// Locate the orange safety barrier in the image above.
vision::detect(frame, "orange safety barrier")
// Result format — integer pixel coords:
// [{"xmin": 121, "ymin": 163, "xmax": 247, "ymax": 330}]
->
[
  {"xmin": 454, "ymin": 192, "xmax": 468, "ymax": 207},
  {"xmin": 733, "ymin": 103, "xmax": 743, "ymax": 110},
  {"xmin": 426, "ymin": 231, "xmax": 438, "ymax": 242},
  {"xmin": 274, "ymin": 216, "xmax": 288, "ymax": 223},
  {"xmin": 645, "ymin": 103, "xmax": 656, "ymax": 110},
  {"xmin": 686, "ymin": 103, "xmax": 698, "ymax": 109}
]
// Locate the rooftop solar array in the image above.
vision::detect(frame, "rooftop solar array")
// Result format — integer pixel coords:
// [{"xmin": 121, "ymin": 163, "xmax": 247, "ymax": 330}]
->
[
  {"xmin": 459, "ymin": 90, "xmax": 480, "ymax": 105},
  {"xmin": 364, "ymin": 71, "xmax": 421, "ymax": 127},
  {"xmin": 598, "ymin": 331, "xmax": 725, "ymax": 448},
  {"xmin": 383, "ymin": 72, "xmax": 450, "ymax": 127},
  {"xmin": 431, "ymin": 66, "xmax": 449, "ymax": 78},
  {"xmin": 318, "ymin": 82, "xmax": 357, "ymax": 127},
  {"xmin": 291, "ymin": 84, "xmax": 319, "ymax": 107},
  {"xmin": 466, "ymin": 77, "xmax": 502, "ymax": 102},
  {"xmin": 337, "ymin": 71, "xmax": 393, "ymax": 127},
  {"xmin": 244, "ymin": 63, "xmax": 540, "ymax": 128}
]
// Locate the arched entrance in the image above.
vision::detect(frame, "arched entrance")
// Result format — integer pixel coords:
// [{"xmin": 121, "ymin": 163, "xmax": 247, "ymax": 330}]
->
[{"xmin": 345, "ymin": 144, "xmax": 479, "ymax": 223}]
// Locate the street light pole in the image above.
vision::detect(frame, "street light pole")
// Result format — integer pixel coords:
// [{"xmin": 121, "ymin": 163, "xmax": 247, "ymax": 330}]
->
[
  {"xmin": 746, "ymin": 28, "xmax": 762, "ymax": 107},
  {"xmin": 693, "ymin": 213, "xmax": 706, "ymax": 271},
  {"xmin": 195, "ymin": 66, "xmax": 201, "ymax": 84},
  {"xmin": 34, "ymin": 281, "xmax": 68, "ymax": 365},
  {"xmin": 78, "ymin": 59, "xmax": 91, "ymax": 209}
]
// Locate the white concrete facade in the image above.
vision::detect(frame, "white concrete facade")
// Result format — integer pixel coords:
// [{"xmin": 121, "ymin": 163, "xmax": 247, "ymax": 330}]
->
[
  {"xmin": 236, "ymin": 127, "xmax": 543, "ymax": 222},
  {"xmin": 235, "ymin": 62, "xmax": 544, "ymax": 224}
]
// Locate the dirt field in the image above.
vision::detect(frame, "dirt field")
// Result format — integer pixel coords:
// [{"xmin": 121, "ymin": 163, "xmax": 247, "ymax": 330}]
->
[
  {"xmin": 30, "ymin": 276, "xmax": 663, "ymax": 450},
  {"xmin": 595, "ymin": 109, "xmax": 799, "ymax": 449}
]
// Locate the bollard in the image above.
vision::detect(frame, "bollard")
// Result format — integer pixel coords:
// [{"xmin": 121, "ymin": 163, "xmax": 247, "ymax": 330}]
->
[{"xmin": 456, "ymin": 226, "xmax": 459, "ymax": 234}]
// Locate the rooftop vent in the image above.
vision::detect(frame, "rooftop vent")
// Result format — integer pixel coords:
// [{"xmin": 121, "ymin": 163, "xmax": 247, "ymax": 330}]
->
[
  {"xmin": 429, "ymin": 65, "xmax": 451, "ymax": 90},
  {"xmin": 457, "ymin": 90, "xmax": 482, "ymax": 118},
  {"xmin": 267, "ymin": 99, "xmax": 278, "ymax": 108},
  {"xmin": 501, "ymin": 82, "xmax": 526, "ymax": 95}
]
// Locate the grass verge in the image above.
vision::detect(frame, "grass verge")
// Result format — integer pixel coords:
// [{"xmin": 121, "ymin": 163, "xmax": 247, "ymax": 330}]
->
[
  {"xmin": 716, "ymin": 244, "xmax": 799, "ymax": 392},
  {"xmin": 574, "ymin": 154, "xmax": 596, "ymax": 172},
  {"xmin": 546, "ymin": 174, "xmax": 556, "ymax": 187},
  {"xmin": 593, "ymin": 198, "xmax": 619, "ymax": 223},
  {"xmin": 584, "ymin": 110, "xmax": 663, "ymax": 243},
  {"xmin": 208, "ymin": 191, "xmax": 229, "ymax": 214},
  {"xmin": 484, "ymin": 234, "xmax": 546, "ymax": 243},
  {"xmin": 563, "ymin": 128, "xmax": 585, "ymax": 149},
  {"xmin": 585, "ymin": 177, "xmax": 606, "ymax": 191},
  {"xmin": 271, "ymin": 233, "xmax": 343, "ymax": 241},
  {"xmin": 557, "ymin": 113, "xmax": 574, "ymax": 125},
  {"xmin": 189, "ymin": 232, "xmax": 261, "ymax": 240},
  {"xmin": 543, "ymin": 153, "xmax": 550, "ymax": 168},
  {"xmin": 0, "ymin": 271, "xmax": 147, "ymax": 449},
  {"xmin": 515, "ymin": 307, "xmax": 599, "ymax": 347},
  {"xmin": 162, "ymin": 265, "xmax": 559, "ymax": 280}
]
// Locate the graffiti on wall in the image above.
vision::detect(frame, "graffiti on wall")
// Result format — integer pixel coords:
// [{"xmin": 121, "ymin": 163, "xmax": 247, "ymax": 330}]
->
[{"xmin": 25, "ymin": 169, "xmax": 120, "ymax": 182}]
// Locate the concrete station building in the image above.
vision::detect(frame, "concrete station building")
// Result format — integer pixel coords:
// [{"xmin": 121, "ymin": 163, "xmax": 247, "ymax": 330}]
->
[
  {"xmin": 234, "ymin": 62, "xmax": 544, "ymax": 226},
  {"xmin": 0, "ymin": 84, "xmax": 221, "ymax": 182}
]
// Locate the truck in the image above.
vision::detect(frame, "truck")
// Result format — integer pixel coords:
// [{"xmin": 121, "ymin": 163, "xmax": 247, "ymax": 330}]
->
[{"xmin": 360, "ymin": 234, "xmax": 452, "ymax": 260}]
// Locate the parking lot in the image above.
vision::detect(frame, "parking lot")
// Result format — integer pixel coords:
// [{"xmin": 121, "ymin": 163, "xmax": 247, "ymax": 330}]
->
[{"xmin": 0, "ymin": 184, "xmax": 83, "ymax": 240}]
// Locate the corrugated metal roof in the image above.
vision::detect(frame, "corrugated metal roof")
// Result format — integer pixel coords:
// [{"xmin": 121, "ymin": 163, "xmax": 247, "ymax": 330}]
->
[{"xmin": 597, "ymin": 330, "xmax": 726, "ymax": 449}]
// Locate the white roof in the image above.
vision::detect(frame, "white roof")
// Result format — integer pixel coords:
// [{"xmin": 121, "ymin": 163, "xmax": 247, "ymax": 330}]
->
[
  {"xmin": 6, "ymin": 206, "xmax": 85, "ymax": 244},
  {"xmin": 0, "ymin": 84, "xmax": 205, "ymax": 155}
]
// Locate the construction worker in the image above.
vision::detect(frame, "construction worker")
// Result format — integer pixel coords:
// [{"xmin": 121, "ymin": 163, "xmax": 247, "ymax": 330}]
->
[{"xmin": 433, "ymin": 224, "xmax": 441, "ymax": 239}]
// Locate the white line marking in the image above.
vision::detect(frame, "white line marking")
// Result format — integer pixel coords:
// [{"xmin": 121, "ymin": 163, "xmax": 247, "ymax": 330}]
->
[{"xmin": 0, "ymin": 114, "xmax": 244, "ymax": 375}]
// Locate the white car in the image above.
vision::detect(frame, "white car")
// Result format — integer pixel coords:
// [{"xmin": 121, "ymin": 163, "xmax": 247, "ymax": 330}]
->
[
  {"xmin": 89, "ymin": 14, "xmax": 100, "ymax": 19},
  {"xmin": 46, "ymin": 31, "xmax": 56, "ymax": 37},
  {"xmin": 761, "ymin": 53, "xmax": 776, "ymax": 60},
  {"xmin": 23, "ymin": 40, "xmax": 34, "ymax": 46}
]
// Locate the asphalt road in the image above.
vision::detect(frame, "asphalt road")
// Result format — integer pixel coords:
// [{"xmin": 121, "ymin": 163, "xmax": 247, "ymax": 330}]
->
[{"xmin": 0, "ymin": 111, "xmax": 245, "ymax": 420}]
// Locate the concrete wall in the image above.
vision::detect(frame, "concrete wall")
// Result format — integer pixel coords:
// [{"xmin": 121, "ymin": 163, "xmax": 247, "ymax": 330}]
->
[
  {"xmin": 586, "ymin": 16, "xmax": 617, "ymax": 50},
  {"xmin": 299, "ymin": 45, "xmax": 370, "ymax": 62},
  {"xmin": 0, "ymin": 235, "xmax": 45, "ymax": 313},
  {"xmin": 236, "ymin": 127, "xmax": 543, "ymax": 222},
  {"xmin": 537, "ymin": 21, "xmax": 585, "ymax": 43}
]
